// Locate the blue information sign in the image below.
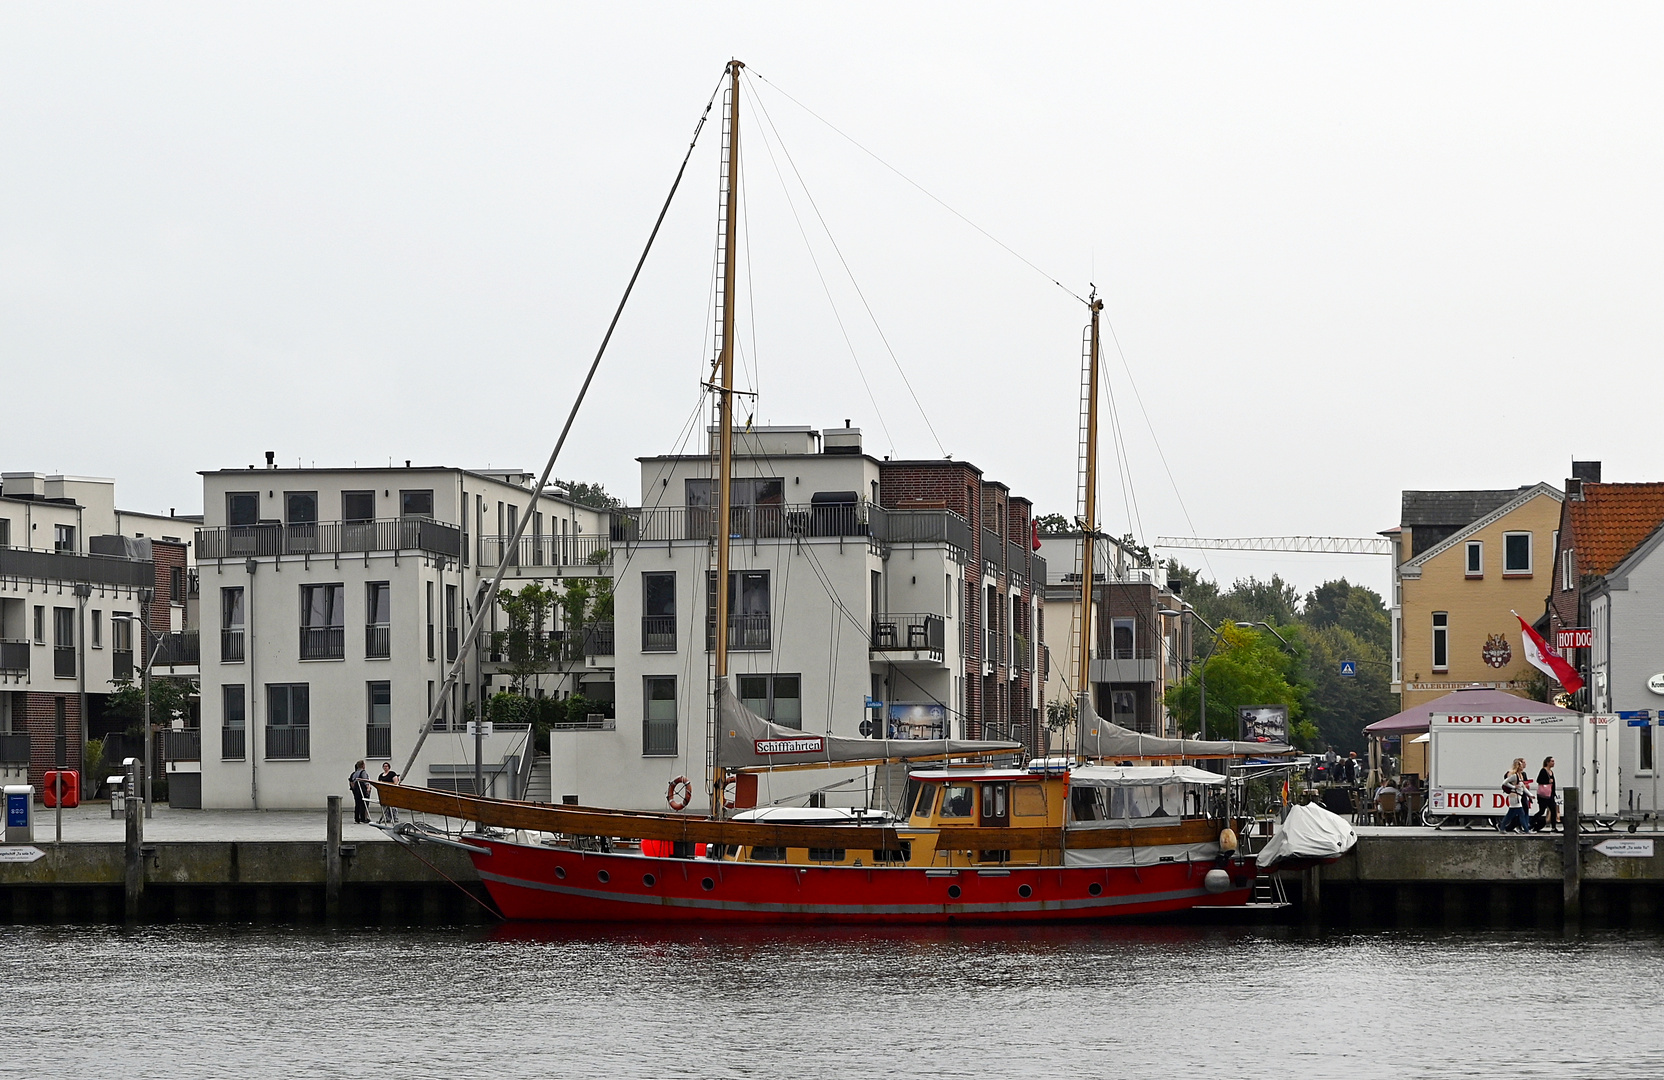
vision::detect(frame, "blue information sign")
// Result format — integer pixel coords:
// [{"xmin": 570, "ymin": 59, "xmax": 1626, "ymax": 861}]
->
[
  {"xmin": 5, "ymin": 791, "xmax": 27, "ymax": 829},
  {"xmin": 1629, "ymin": 719, "xmax": 1652, "ymax": 728},
  {"xmin": 1339, "ymin": 661, "xmax": 1357, "ymax": 678}
]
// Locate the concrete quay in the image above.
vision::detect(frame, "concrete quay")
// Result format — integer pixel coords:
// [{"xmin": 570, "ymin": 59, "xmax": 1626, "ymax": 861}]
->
[{"xmin": 0, "ymin": 803, "xmax": 491, "ymax": 927}]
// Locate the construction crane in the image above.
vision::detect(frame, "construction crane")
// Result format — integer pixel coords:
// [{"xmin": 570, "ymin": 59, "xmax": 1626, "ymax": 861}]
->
[{"xmin": 1154, "ymin": 535, "xmax": 1395, "ymax": 556}]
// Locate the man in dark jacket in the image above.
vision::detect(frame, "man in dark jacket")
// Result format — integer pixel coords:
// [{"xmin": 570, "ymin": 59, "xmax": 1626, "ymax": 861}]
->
[{"xmin": 348, "ymin": 760, "xmax": 372, "ymax": 824}]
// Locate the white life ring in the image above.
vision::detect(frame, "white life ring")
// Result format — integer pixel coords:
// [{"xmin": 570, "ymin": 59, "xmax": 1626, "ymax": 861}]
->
[
  {"xmin": 666, "ymin": 775, "xmax": 694, "ymax": 811},
  {"xmin": 722, "ymin": 777, "xmax": 739, "ymax": 810}
]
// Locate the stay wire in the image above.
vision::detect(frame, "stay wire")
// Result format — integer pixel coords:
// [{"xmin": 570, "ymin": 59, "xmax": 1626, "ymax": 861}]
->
[{"xmin": 748, "ymin": 67, "xmax": 1089, "ymax": 309}]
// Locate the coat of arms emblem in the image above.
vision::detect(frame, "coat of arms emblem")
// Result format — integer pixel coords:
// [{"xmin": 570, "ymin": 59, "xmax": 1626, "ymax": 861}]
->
[{"xmin": 1482, "ymin": 633, "xmax": 1512, "ymax": 669}]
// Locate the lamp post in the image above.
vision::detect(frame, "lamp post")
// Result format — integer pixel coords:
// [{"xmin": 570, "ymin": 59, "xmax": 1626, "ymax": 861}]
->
[
  {"xmin": 1163, "ymin": 607, "xmax": 1226, "ymax": 740},
  {"xmin": 114, "ymin": 614, "xmax": 167, "ymax": 819}
]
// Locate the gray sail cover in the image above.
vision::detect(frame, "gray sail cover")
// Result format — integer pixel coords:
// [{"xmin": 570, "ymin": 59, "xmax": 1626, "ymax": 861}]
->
[
  {"xmin": 716, "ymin": 687, "xmax": 1020, "ymax": 769},
  {"xmin": 1076, "ymin": 695, "xmax": 1292, "ymax": 759}
]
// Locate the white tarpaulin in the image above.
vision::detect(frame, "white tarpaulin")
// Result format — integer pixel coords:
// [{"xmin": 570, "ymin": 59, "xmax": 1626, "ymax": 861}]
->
[
  {"xmin": 1256, "ymin": 802, "xmax": 1357, "ymax": 870},
  {"xmin": 1068, "ymin": 765, "xmax": 1227, "ymax": 788}
]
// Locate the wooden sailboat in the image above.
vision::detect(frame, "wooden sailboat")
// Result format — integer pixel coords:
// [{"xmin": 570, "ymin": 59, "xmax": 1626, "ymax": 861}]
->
[{"xmin": 374, "ymin": 60, "xmax": 1285, "ymax": 923}]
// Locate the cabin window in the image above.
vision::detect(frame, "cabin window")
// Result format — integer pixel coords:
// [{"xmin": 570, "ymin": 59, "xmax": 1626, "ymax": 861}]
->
[
  {"xmin": 1011, "ymin": 783, "xmax": 1047, "ymax": 818},
  {"xmin": 939, "ymin": 785, "xmax": 975, "ymax": 818},
  {"xmin": 807, "ymin": 848, "xmax": 845, "ymax": 862},
  {"xmin": 913, "ymin": 785, "xmax": 937, "ymax": 818},
  {"xmin": 749, "ymin": 847, "xmax": 786, "ymax": 862},
  {"xmin": 1070, "ymin": 786, "xmax": 1101, "ymax": 821}
]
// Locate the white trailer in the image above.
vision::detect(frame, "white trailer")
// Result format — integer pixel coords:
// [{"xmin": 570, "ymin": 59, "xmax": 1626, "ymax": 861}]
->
[{"xmin": 1426, "ymin": 710, "xmax": 1618, "ymax": 825}]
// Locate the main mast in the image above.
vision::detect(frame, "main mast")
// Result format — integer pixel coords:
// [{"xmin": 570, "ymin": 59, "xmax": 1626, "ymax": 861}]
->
[
  {"xmin": 710, "ymin": 59, "xmax": 743, "ymax": 816},
  {"xmin": 1076, "ymin": 291, "xmax": 1103, "ymax": 760}
]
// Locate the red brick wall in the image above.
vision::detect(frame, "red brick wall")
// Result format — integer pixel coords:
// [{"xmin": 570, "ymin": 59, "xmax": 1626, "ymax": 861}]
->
[
  {"xmin": 23, "ymin": 691, "xmax": 81, "ymax": 792},
  {"xmin": 150, "ymin": 541, "xmax": 188, "ymax": 633}
]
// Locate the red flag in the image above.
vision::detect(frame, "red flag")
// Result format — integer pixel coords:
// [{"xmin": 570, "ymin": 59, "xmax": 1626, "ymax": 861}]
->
[
  {"xmin": 1515, "ymin": 613, "xmax": 1584, "ymax": 695},
  {"xmin": 1031, "ymin": 520, "xmax": 1041, "ymax": 551}
]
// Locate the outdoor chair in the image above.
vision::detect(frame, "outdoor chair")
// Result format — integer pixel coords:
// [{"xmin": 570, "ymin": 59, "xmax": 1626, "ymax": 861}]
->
[{"xmin": 1373, "ymin": 792, "xmax": 1398, "ymax": 826}]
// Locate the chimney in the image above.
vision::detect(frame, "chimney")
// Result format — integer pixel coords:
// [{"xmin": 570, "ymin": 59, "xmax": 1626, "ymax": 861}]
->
[
  {"xmin": 1572, "ymin": 460, "xmax": 1601, "ymax": 483},
  {"xmin": 265, "ymin": 451, "xmax": 276, "ymax": 469}
]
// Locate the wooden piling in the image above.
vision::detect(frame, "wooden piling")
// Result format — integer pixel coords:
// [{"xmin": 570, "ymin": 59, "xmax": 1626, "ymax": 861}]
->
[
  {"xmin": 325, "ymin": 795, "xmax": 342, "ymax": 925},
  {"xmin": 123, "ymin": 784, "xmax": 144, "ymax": 922},
  {"xmin": 1562, "ymin": 787, "xmax": 1581, "ymax": 930}
]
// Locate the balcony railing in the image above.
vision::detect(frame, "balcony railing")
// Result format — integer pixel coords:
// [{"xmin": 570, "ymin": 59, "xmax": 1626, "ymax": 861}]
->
[
  {"xmin": 986, "ymin": 627, "xmax": 1002, "ymax": 666},
  {"xmin": 871, "ymin": 507, "xmax": 972, "ymax": 553},
  {"xmin": 221, "ymin": 727, "xmax": 245, "ymax": 760},
  {"xmin": 641, "ymin": 615, "xmax": 676, "ymax": 652},
  {"xmin": 53, "ymin": 646, "xmax": 75, "ymax": 678},
  {"xmin": 365, "ymin": 624, "xmax": 391, "ymax": 659},
  {"xmin": 613, "ymin": 502, "xmax": 871, "ymax": 543},
  {"xmin": 265, "ymin": 725, "xmax": 309, "ymax": 760},
  {"xmin": 1007, "ymin": 539, "xmax": 1030, "ymax": 581},
  {"xmin": 0, "ymin": 640, "xmax": 28, "ymax": 675},
  {"xmin": 300, "ymin": 626, "xmax": 344, "ymax": 661},
  {"xmin": 0, "ymin": 545, "xmax": 154, "ymax": 587},
  {"xmin": 1031, "ymin": 553, "xmax": 1048, "ymax": 586},
  {"xmin": 585, "ymin": 622, "xmax": 615, "ymax": 658},
  {"xmin": 196, "ymin": 517, "xmax": 462, "ymax": 561},
  {"xmin": 705, "ymin": 614, "xmax": 771, "ymax": 652},
  {"xmin": 112, "ymin": 649, "xmax": 134, "ymax": 682},
  {"xmin": 870, "ymin": 613, "xmax": 946, "ymax": 652},
  {"xmin": 366, "ymin": 725, "xmax": 391, "ymax": 758},
  {"xmin": 221, "ymin": 628, "xmax": 245, "ymax": 662},
  {"xmin": 155, "ymin": 630, "xmax": 199, "ymax": 667},
  {"xmin": 643, "ymin": 717, "xmax": 677, "ymax": 756},
  {"xmin": 164, "ymin": 728, "xmax": 201, "ymax": 762},
  {"xmin": 477, "ymin": 535, "xmax": 614, "ymax": 569},
  {"xmin": 0, "ymin": 732, "xmax": 29, "ymax": 764}
]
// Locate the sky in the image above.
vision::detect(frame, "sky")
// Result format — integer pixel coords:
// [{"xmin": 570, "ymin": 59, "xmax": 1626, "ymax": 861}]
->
[{"xmin": 5, "ymin": 3, "xmax": 1663, "ymax": 602}]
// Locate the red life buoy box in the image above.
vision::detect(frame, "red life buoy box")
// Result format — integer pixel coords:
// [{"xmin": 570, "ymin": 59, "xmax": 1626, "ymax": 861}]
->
[
  {"xmin": 43, "ymin": 770, "xmax": 80, "ymax": 809},
  {"xmin": 640, "ymin": 838, "xmax": 673, "ymax": 858}
]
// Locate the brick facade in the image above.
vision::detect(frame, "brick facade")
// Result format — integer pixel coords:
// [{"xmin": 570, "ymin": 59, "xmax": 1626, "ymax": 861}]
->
[
  {"xmin": 150, "ymin": 540, "xmax": 188, "ymax": 633},
  {"xmin": 23, "ymin": 690, "xmax": 81, "ymax": 791}
]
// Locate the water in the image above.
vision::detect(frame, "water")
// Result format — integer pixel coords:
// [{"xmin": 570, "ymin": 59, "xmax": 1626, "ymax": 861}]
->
[{"xmin": 3, "ymin": 923, "xmax": 1660, "ymax": 1079}]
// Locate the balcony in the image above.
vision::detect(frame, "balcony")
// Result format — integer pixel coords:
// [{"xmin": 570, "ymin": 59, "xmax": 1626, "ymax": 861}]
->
[
  {"xmin": 0, "ymin": 732, "xmax": 28, "ymax": 765},
  {"xmin": 54, "ymin": 646, "xmax": 74, "ymax": 678},
  {"xmin": 1031, "ymin": 553, "xmax": 1048, "ymax": 586},
  {"xmin": 221, "ymin": 727, "xmax": 245, "ymax": 761},
  {"xmin": 478, "ymin": 535, "xmax": 614, "ymax": 570},
  {"xmin": 196, "ymin": 517, "xmax": 462, "ymax": 561},
  {"xmin": 155, "ymin": 630, "xmax": 199, "ymax": 667},
  {"xmin": 221, "ymin": 628, "xmax": 245, "ymax": 663},
  {"xmin": 870, "ymin": 613, "xmax": 946, "ymax": 665},
  {"xmin": 164, "ymin": 728, "xmax": 201, "ymax": 762},
  {"xmin": 0, "ymin": 640, "xmax": 28, "ymax": 676},
  {"xmin": 642, "ymin": 717, "xmax": 677, "ymax": 757},
  {"xmin": 365, "ymin": 624, "xmax": 391, "ymax": 659},
  {"xmin": 265, "ymin": 725, "xmax": 309, "ymax": 760},
  {"xmin": 299, "ymin": 626, "xmax": 344, "ymax": 661},
  {"xmin": 705, "ymin": 614, "xmax": 771, "ymax": 652},
  {"xmin": 0, "ymin": 546, "xmax": 154, "ymax": 588},
  {"xmin": 641, "ymin": 615, "xmax": 676, "ymax": 652},
  {"xmin": 1089, "ymin": 656, "xmax": 1160, "ymax": 685},
  {"xmin": 585, "ymin": 622, "xmax": 615, "ymax": 658},
  {"xmin": 366, "ymin": 724, "xmax": 391, "ymax": 758}
]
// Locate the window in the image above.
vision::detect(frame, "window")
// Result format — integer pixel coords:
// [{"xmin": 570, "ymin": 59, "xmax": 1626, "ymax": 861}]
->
[
  {"xmin": 400, "ymin": 490, "xmax": 434, "ymax": 518},
  {"xmin": 91, "ymin": 610, "xmax": 102, "ymax": 649},
  {"xmin": 807, "ymin": 848, "xmax": 845, "ymax": 863},
  {"xmin": 706, "ymin": 570, "xmax": 771, "ymax": 651},
  {"xmin": 32, "ymin": 605, "xmax": 43, "ymax": 643},
  {"xmin": 913, "ymin": 785, "xmax": 937, "ymax": 818},
  {"xmin": 1642, "ymin": 726, "xmax": 1655, "ymax": 775},
  {"xmin": 426, "ymin": 581, "xmax": 435, "ymax": 660},
  {"xmin": 738, "ymin": 673, "xmax": 801, "ymax": 729},
  {"xmin": 222, "ymin": 685, "xmax": 246, "ymax": 760},
  {"xmin": 1465, "ymin": 541, "xmax": 1483, "ymax": 577},
  {"xmin": 342, "ymin": 490, "xmax": 375, "ymax": 522},
  {"xmin": 266, "ymin": 683, "xmax": 310, "ymax": 759},
  {"xmin": 54, "ymin": 524, "xmax": 75, "ymax": 553},
  {"xmin": 300, "ymin": 583, "xmax": 345, "ymax": 660},
  {"xmin": 365, "ymin": 582, "xmax": 391, "ymax": 659},
  {"xmin": 1563, "ymin": 549, "xmax": 1576, "ymax": 592},
  {"xmin": 749, "ymin": 847, "xmax": 786, "ymax": 862},
  {"xmin": 53, "ymin": 608, "xmax": 75, "ymax": 677},
  {"xmin": 1112, "ymin": 618, "xmax": 1135, "ymax": 659},
  {"xmin": 445, "ymin": 584, "xmax": 458, "ymax": 662},
  {"xmin": 226, "ymin": 492, "xmax": 259, "ymax": 527},
  {"xmin": 1503, "ymin": 532, "xmax": 1532, "ymax": 575},
  {"xmin": 285, "ymin": 492, "xmax": 318, "ymax": 525},
  {"xmin": 1012, "ymin": 783, "xmax": 1047, "ymax": 819},
  {"xmin": 643, "ymin": 676, "xmax": 677, "ymax": 756},
  {"xmin": 940, "ymin": 785, "xmax": 975, "ymax": 818},
  {"xmin": 0, "ymin": 519, "xmax": 9, "ymax": 546},
  {"xmin": 367, "ymin": 681, "xmax": 391, "ymax": 757},
  {"xmin": 221, "ymin": 587, "xmax": 245, "ymax": 662},
  {"xmin": 112, "ymin": 612, "xmax": 132, "ymax": 655},
  {"xmin": 170, "ymin": 566, "xmax": 186, "ymax": 603},
  {"xmin": 642, "ymin": 572, "xmax": 676, "ymax": 652},
  {"xmin": 1432, "ymin": 612, "xmax": 1449, "ymax": 672}
]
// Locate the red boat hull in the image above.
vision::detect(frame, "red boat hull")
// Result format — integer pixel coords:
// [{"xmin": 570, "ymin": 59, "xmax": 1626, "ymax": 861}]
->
[{"xmin": 470, "ymin": 839, "xmax": 1255, "ymax": 924}]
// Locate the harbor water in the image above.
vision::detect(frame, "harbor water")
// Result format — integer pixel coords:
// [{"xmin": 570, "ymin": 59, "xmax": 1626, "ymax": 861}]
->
[{"xmin": 3, "ymin": 923, "xmax": 1660, "ymax": 1079}]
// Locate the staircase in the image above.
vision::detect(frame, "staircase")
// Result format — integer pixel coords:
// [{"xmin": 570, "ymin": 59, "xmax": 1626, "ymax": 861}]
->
[{"xmin": 523, "ymin": 756, "xmax": 552, "ymax": 803}]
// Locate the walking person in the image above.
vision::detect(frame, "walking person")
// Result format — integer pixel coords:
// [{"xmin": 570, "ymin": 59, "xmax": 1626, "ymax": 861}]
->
[
  {"xmin": 1499, "ymin": 757, "xmax": 1533, "ymax": 833},
  {"xmin": 377, "ymin": 761, "xmax": 401, "ymax": 824},
  {"xmin": 348, "ymin": 760, "xmax": 372, "ymax": 824},
  {"xmin": 1535, "ymin": 756, "xmax": 1560, "ymax": 832}
]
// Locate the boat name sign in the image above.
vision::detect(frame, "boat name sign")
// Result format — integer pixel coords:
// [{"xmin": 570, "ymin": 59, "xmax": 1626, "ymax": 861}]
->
[{"xmin": 755, "ymin": 737, "xmax": 826, "ymax": 755}]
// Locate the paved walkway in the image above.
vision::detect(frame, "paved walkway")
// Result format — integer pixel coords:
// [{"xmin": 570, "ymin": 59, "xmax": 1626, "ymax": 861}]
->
[{"xmin": 25, "ymin": 803, "xmax": 400, "ymax": 844}]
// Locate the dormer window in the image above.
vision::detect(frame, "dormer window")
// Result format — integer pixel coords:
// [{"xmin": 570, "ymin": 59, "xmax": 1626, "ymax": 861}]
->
[{"xmin": 1465, "ymin": 541, "xmax": 1483, "ymax": 578}]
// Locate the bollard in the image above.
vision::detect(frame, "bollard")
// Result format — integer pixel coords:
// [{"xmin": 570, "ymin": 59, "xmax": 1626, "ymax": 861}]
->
[
  {"xmin": 1302, "ymin": 865, "xmax": 1322, "ymax": 929},
  {"xmin": 124, "ymin": 780, "xmax": 144, "ymax": 922},
  {"xmin": 1563, "ymin": 787, "xmax": 1582, "ymax": 930},
  {"xmin": 325, "ymin": 794, "xmax": 342, "ymax": 925}
]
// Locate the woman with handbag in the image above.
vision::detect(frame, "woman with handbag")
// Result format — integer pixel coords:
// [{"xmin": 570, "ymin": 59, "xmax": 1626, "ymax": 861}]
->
[
  {"xmin": 1535, "ymin": 756, "xmax": 1559, "ymax": 831},
  {"xmin": 1499, "ymin": 758, "xmax": 1533, "ymax": 833}
]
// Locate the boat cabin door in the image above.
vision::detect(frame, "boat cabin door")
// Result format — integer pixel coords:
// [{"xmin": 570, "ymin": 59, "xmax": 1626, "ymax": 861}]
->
[{"xmin": 979, "ymin": 782, "xmax": 1009, "ymax": 828}]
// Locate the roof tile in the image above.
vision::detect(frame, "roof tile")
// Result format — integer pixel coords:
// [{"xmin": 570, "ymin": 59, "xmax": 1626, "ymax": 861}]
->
[{"xmin": 1569, "ymin": 482, "xmax": 1664, "ymax": 577}]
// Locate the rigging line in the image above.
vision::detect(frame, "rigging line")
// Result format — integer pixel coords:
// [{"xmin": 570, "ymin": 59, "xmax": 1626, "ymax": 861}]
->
[
  {"xmin": 1100, "ymin": 313, "xmax": 1216, "ymax": 583},
  {"xmin": 747, "ymin": 67, "xmax": 1088, "ymax": 309},
  {"xmin": 1101, "ymin": 351, "xmax": 1143, "ymax": 545},
  {"xmin": 399, "ymin": 72, "xmax": 723, "ymax": 782},
  {"xmin": 743, "ymin": 85, "xmax": 898, "ymax": 457},
  {"xmin": 740, "ymin": 134, "xmax": 761, "ymax": 403},
  {"xmin": 745, "ymin": 72, "xmax": 948, "ymax": 459}
]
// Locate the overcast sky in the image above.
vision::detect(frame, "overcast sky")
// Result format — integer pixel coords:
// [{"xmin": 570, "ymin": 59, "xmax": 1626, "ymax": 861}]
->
[{"xmin": 6, "ymin": 4, "xmax": 1662, "ymax": 599}]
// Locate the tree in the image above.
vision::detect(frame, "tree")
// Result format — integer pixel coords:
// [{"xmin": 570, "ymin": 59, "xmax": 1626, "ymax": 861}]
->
[
  {"xmin": 555, "ymin": 480, "xmax": 623, "ymax": 511},
  {"xmin": 1164, "ymin": 623, "xmax": 1315, "ymax": 746},
  {"xmin": 494, "ymin": 582, "xmax": 560, "ymax": 695},
  {"xmin": 104, "ymin": 674, "xmax": 196, "ymax": 733},
  {"xmin": 1035, "ymin": 513, "xmax": 1072, "ymax": 535}
]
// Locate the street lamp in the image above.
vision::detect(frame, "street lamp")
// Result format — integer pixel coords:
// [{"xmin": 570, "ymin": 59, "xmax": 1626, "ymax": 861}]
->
[
  {"xmin": 1162, "ymin": 606, "xmax": 1227, "ymax": 740},
  {"xmin": 113, "ymin": 614, "xmax": 168, "ymax": 819}
]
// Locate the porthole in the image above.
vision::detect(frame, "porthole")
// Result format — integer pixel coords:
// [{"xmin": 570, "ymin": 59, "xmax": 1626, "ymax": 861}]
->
[
  {"xmin": 1088, "ymin": 882, "xmax": 1103, "ymax": 897},
  {"xmin": 643, "ymin": 874, "xmax": 656, "ymax": 887},
  {"xmin": 597, "ymin": 870, "xmax": 610, "ymax": 884},
  {"xmin": 554, "ymin": 866, "xmax": 566, "ymax": 880},
  {"xmin": 1018, "ymin": 884, "xmax": 1032, "ymax": 899},
  {"xmin": 947, "ymin": 884, "xmax": 962, "ymax": 899},
  {"xmin": 701, "ymin": 878, "xmax": 715, "ymax": 891}
]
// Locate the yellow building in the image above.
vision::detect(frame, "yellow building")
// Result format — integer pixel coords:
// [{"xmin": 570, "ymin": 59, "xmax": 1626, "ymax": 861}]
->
[{"xmin": 1389, "ymin": 483, "xmax": 1564, "ymax": 712}]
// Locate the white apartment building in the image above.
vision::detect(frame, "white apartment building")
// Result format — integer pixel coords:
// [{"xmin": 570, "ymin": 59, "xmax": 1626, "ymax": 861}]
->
[
  {"xmin": 549, "ymin": 425, "xmax": 1047, "ymax": 815},
  {"xmin": 193, "ymin": 463, "xmax": 608, "ymax": 810}
]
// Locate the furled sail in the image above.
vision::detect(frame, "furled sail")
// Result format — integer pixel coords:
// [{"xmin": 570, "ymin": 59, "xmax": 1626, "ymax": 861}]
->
[
  {"xmin": 1076, "ymin": 695, "xmax": 1292, "ymax": 759},
  {"xmin": 716, "ymin": 687, "xmax": 1020, "ymax": 769}
]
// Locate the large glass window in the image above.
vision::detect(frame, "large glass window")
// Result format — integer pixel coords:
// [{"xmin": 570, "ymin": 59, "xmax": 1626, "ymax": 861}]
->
[
  {"xmin": 52, "ymin": 607, "xmax": 74, "ymax": 677},
  {"xmin": 642, "ymin": 572, "xmax": 676, "ymax": 652},
  {"xmin": 1112, "ymin": 618, "xmax": 1136, "ymax": 659},
  {"xmin": 226, "ymin": 492, "xmax": 259, "ymax": 526},
  {"xmin": 1504, "ymin": 532, "xmax": 1532, "ymax": 575},
  {"xmin": 400, "ymin": 490, "xmax": 434, "ymax": 518},
  {"xmin": 220, "ymin": 587, "xmax": 245, "ymax": 662},
  {"xmin": 342, "ymin": 491, "xmax": 375, "ymax": 522},
  {"xmin": 643, "ymin": 676, "xmax": 677, "ymax": 756},
  {"xmin": 300, "ymin": 583, "xmax": 345, "ymax": 660},
  {"xmin": 222, "ymin": 685, "xmax": 246, "ymax": 760},
  {"xmin": 738, "ymin": 673, "xmax": 802, "ymax": 729},
  {"xmin": 285, "ymin": 492, "xmax": 318, "ymax": 525},
  {"xmin": 940, "ymin": 785, "xmax": 975, "ymax": 818},
  {"xmin": 266, "ymin": 683, "xmax": 310, "ymax": 759},
  {"xmin": 54, "ymin": 524, "xmax": 75, "ymax": 553},
  {"xmin": 706, "ymin": 570, "xmax": 770, "ymax": 651},
  {"xmin": 366, "ymin": 582, "xmax": 391, "ymax": 659}
]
